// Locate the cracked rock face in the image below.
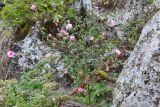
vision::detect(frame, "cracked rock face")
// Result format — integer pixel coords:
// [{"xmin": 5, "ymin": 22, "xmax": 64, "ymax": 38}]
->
[
  {"xmin": 112, "ymin": 11, "xmax": 160, "ymax": 107},
  {"xmin": 9, "ymin": 22, "xmax": 64, "ymax": 77}
]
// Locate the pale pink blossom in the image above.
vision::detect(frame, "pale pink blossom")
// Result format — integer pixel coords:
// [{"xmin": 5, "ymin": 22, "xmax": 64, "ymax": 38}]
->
[
  {"xmin": 7, "ymin": 51, "xmax": 15, "ymax": 58},
  {"xmin": 69, "ymin": 35, "xmax": 76, "ymax": 41},
  {"xmin": 77, "ymin": 87, "xmax": 85, "ymax": 93},
  {"xmin": 64, "ymin": 69, "xmax": 68, "ymax": 74},
  {"xmin": 48, "ymin": 33, "xmax": 52, "ymax": 37},
  {"xmin": 31, "ymin": 4, "xmax": 36, "ymax": 11},
  {"xmin": 66, "ymin": 23, "xmax": 73, "ymax": 30},
  {"xmin": 0, "ymin": 95, "xmax": 3, "ymax": 101},
  {"xmin": 115, "ymin": 48, "xmax": 122, "ymax": 58},
  {"xmin": 60, "ymin": 28, "xmax": 68, "ymax": 35},
  {"xmin": 107, "ymin": 19, "xmax": 117, "ymax": 27}
]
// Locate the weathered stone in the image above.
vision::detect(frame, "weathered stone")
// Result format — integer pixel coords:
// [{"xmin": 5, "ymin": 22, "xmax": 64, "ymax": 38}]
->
[
  {"xmin": 0, "ymin": 0, "xmax": 4, "ymax": 11},
  {"xmin": 92, "ymin": 0, "xmax": 160, "ymax": 39},
  {"xmin": 9, "ymin": 22, "xmax": 64, "ymax": 77},
  {"xmin": 112, "ymin": 11, "xmax": 160, "ymax": 107},
  {"xmin": 60, "ymin": 100, "xmax": 84, "ymax": 107},
  {"xmin": 74, "ymin": 0, "xmax": 92, "ymax": 13}
]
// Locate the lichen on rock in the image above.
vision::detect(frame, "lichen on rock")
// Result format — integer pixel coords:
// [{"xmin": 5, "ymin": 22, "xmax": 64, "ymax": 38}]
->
[
  {"xmin": 9, "ymin": 22, "xmax": 64, "ymax": 77},
  {"xmin": 112, "ymin": 10, "xmax": 160, "ymax": 107}
]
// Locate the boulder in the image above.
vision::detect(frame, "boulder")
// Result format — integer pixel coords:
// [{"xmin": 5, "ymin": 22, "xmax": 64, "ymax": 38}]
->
[
  {"xmin": 8, "ymin": 22, "xmax": 64, "ymax": 78},
  {"xmin": 112, "ymin": 11, "xmax": 160, "ymax": 107}
]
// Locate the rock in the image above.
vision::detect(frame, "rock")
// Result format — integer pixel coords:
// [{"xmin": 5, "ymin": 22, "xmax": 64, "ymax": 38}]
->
[
  {"xmin": 112, "ymin": 11, "xmax": 160, "ymax": 107},
  {"xmin": 82, "ymin": 0, "xmax": 92, "ymax": 11},
  {"xmin": 92, "ymin": 0, "xmax": 160, "ymax": 39},
  {"xmin": 74, "ymin": 0, "xmax": 92, "ymax": 13},
  {"xmin": 60, "ymin": 100, "xmax": 84, "ymax": 107},
  {"xmin": 154, "ymin": 0, "xmax": 160, "ymax": 9},
  {"xmin": 8, "ymin": 22, "xmax": 64, "ymax": 78}
]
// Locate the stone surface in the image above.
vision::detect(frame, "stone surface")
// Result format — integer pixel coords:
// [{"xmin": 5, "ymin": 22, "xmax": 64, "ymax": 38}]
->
[
  {"xmin": 74, "ymin": 0, "xmax": 92, "ymax": 12},
  {"xmin": 112, "ymin": 11, "xmax": 160, "ymax": 107},
  {"xmin": 0, "ymin": 0, "xmax": 4, "ymax": 10},
  {"xmin": 82, "ymin": 0, "xmax": 92, "ymax": 11},
  {"xmin": 60, "ymin": 100, "xmax": 84, "ymax": 107},
  {"xmin": 154, "ymin": 0, "xmax": 160, "ymax": 9},
  {"xmin": 92, "ymin": 0, "xmax": 160, "ymax": 39},
  {"xmin": 8, "ymin": 22, "xmax": 64, "ymax": 78}
]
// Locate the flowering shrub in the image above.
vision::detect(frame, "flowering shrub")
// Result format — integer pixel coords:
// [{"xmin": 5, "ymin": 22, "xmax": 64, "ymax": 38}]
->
[
  {"xmin": 55, "ymin": 14, "xmax": 123, "ymax": 80},
  {"xmin": 73, "ymin": 82, "xmax": 112, "ymax": 106},
  {"xmin": 0, "ymin": 1, "xmax": 127, "ymax": 106},
  {"xmin": 1, "ymin": 0, "xmax": 75, "ymax": 26}
]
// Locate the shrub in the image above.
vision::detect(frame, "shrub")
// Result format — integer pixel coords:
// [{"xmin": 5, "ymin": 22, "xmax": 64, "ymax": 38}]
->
[
  {"xmin": 0, "ymin": 1, "xmax": 126, "ymax": 106},
  {"xmin": 1, "ymin": 0, "xmax": 75, "ymax": 27},
  {"xmin": 0, "ymin": 58, "xmax": 59, "ymax": 107},
  {"xmin": 55, "ymin": 13, "xmax": 122, "ymax": 81}
]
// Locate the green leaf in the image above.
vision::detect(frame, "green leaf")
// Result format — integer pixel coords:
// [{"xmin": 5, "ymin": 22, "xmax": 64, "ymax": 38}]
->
[
  {"xmin": 147, "ymin": 0, "xmax": 154, "ymax": 4},
  {"xmin": 67, "ymin": 8, "xmax": 75, "ymax": 16}
]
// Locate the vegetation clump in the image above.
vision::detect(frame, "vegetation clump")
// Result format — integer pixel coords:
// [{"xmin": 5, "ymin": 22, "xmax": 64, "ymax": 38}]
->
[{"xmin": 0, "ymin": 0, "xmax": 151, "ymax": 107}]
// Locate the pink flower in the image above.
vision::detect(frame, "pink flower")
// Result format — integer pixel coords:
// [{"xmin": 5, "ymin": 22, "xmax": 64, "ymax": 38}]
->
[
  {"xmin": 107, "ymin": 19, "xmax": 117, "ymax": 27},
  {"xmin": 31, "ymin": 4, "xmax": 36, "ymax": 11},
  {"xmin": 77, "ymin": 87, "xmax": 85, "ymax": 93},
  {"xmin": 60, "ymin": 28, "xmax": 68, "ymax": 35},
  {"xmin": 48, "ymin": 33, "xmax": 52, "ymax": 37},
  {"xmin": 66, "ymin": 23, "xmax": 73, "ymax": 30},
  {"xmin": 115, "ymin": 48, "xmax": 122, "ymax": 58},
  {"xmin": 69, "ymin": 35, "xmax": 76, "ymax": 41},
  {"xmin": 7, "ymin": 51, "xmax": 15, "ymax": 58}
]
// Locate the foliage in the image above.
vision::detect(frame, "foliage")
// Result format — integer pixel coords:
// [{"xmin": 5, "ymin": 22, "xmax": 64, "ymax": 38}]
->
[
  {"xmin": 95, "ymin": 0, "xmax": 125, "ymax": 8},
  {"xmin": 0, "ymin": 57, "xmax": 114, "ymax": 107},
  {"xmin": 1, "ymin": 0, "xmax": 75, "ymax": 26},
  {"xmin": 56, "ymin": 13, "xmax": 122, "ymax": 81},
  {"xmin": 147, "ymin": 0, "xmax": 154, "ymax": 4},
  {"xmin": 48, "ymin": 13, "xmax": 123, "ymax": 106},
  {"xmin": 73, "ymin": 82, "xmax": 112, "ymax": 107},
  {"xmin": 0, "ymin": 58, "xmax": 59, "ymax": 107},
  {"xmin": 0, "ymin": 0, "xmax": 126, "ymax": 106},
  {"xmin": 0, "ymin": 12, "xmax": 124, "ymax": 106},
  {"xmin": 122, "ymin": 8, "xmax": 157, "ymax": 44}
]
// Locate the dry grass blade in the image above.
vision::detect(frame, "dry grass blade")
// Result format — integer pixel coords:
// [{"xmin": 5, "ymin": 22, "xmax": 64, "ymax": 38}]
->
[{"xmin": 0, "ymin": 33, "xmax": 12, "ymax": 80}]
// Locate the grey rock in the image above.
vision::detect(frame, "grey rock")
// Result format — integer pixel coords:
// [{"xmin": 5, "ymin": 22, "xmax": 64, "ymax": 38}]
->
[
  {"xmin": 112, "ymin": 11, "xmax": 160, "ymax": 107},
  {"xmin": 11, "ymin": 22, "xmax": 64, "ymax": 72},
  {"xmin": 74, "ymin": 0, "xmax": 92, "ymax": 12},
  {"xmin": 154, "ymin": 0, "xmax": 160, "ymax": 9},
  {"xmin": 93, "ymin": 0, "xmax": 160, "ymax": 39},
  {"xmin": 60, "ymin": 100, "xmax": 84, "ymax": 107},
  {"xmin": 82, "ymin": 0, "xmax": 92, "ymax": 11}
]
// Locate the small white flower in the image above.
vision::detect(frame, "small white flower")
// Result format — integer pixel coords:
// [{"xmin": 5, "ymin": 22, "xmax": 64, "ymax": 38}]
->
[
  {"xmin": 90, "ymin": 36, "xmax": 94, "ymax": 40},
  {"xmin": 52, "ymin": 97, "xmax": 56, "ymax": 101}
]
